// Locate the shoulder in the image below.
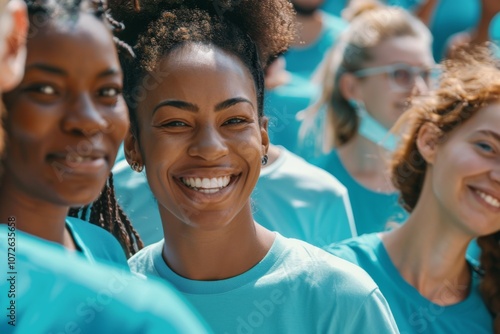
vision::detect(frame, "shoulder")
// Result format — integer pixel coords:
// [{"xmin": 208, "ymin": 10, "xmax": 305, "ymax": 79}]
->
[
  {"xmin": 66, "ymin": 217, "xmax": 128, "ymax": 267},
  {"xmin": 278, "ymin": 237, "xmax": 379, "ymax": 295},
  {"xmin": 270, "ymin": 148, "xmax": 348, "ymax": 196},
  {"xmin": 128, "ymin": 240, "xmax": 163, "ymax": 275},
  {"xmin": 324, "ymin": 233, "xmax": 382, "ymax": 266}
]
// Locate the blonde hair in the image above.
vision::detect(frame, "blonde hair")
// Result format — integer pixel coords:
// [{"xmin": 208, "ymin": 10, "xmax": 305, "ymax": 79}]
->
[{"xmin": 299, "ymin": 0, "xmax": 431, "ymax": 155}]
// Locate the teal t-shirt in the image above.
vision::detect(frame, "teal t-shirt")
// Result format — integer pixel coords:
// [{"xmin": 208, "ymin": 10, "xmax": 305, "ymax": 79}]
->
[
  {"xmin": 129, "ymin": 233, "xmax": 400, "ymax": 334},
  {"xmin": 65, "ymin": 216, "xmax": 128, "ymax": 267},
  {"xmin": 265, "ymin": 74, "xmax": 319, "ymax": 154},
  {"xmin": 312, "ymin": 150, "xmax": 407, "ymax": 235},
  {"xmin": 326, "ymin": 234, "xmax": 493, "ymax": 334},
  {"xmin": 284, "ymin": 11, "xmax": 347, "ymax": 79},
  {"xmin": 0, "ymin": 226, "xmax": 212, "ymax": 334},
  {"xmin": 252, "ymin": 146, "xmax": 356, "ymax": 247}
]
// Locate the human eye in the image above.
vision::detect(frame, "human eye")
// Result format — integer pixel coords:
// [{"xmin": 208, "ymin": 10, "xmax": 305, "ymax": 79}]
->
[
  {"xmin": 25, "ymin": 84, "xmax": 57, "ymax": 96},
  {"xmin": 161, "ymin": 120, "xmax": 189, "ymax": 127},
  {"xmin": 392, "ymin": 68, "xmax": 412, "ymax": 87},
  {"xmin": 99, "ymin": 87, "xmax": 122, "ymax": 98},
  {"xmin": 475, "ymin": 141, "xmax": 495, "ymax": 153},
  {"xmin": 223, "ymin": 117, "xmax": 249, "ymax": 126}
]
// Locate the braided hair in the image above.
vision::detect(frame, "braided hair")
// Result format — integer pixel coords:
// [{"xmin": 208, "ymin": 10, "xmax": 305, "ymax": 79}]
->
[
  {"xmin": 24, "ymin": 0, "xmax": 143, "ymax": 256},
  {"xmin": 108, "ymin": 0, "xmax": 296, "ymax": 140}
]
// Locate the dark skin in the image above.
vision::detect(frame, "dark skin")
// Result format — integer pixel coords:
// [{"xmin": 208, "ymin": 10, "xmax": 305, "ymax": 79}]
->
[
  {"xmin": 125, "ymin": 43, "xmax": 275, "ymax": 280},
  {"xmin": 0, "ymin": 14, "xmax": 129, "ymax": 248}
]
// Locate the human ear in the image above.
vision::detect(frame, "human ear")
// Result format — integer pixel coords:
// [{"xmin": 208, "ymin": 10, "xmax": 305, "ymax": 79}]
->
[
  {"xmin": 416, "ymin": 122, "xmax": 440, "ymax": 164},
  {"xmin": 124, "ymin": 130, "xmax": 144, "ymax": 168},
  {"xmin": 0, "ymin": 0, "xmax": 28, "ymax": 92},
  {"xmin": 259, "ymin": 116, "xmax": 270, "ymax": 156},
  {"xmin": 339, "ymin": 72, "xmax": 362, "ymax": 101}
]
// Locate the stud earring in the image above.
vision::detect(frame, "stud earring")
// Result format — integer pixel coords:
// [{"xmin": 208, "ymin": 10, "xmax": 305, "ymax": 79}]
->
[
  {"xmin": 130, "ymin": 161, "xmax": 144, "ymax": 173},
  {"xmin": 261, "ymin": 155, "xmax": 269, "ymax": 166}
]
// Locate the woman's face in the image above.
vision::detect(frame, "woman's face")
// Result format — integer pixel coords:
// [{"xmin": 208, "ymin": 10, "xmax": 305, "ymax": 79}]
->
[
  {"xmin": 429, "ymin": 102, "xmax": 500, "ymax": 236},
  {"xmin": 127, "ymin": 44, "xmax": 269, "ymax": 231},
  {"xmin": 355, "ymin": 36, "xmax": 435, "ymax": 130},
  {"xmin": 2, "ymin": 14, "xmax": 129, "ymax": 207}
]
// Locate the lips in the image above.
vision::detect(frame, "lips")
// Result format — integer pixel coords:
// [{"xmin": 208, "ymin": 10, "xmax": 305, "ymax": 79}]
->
[{"xmin": 472, "ymin": 187, "xmax": 500, "ymax": 209}]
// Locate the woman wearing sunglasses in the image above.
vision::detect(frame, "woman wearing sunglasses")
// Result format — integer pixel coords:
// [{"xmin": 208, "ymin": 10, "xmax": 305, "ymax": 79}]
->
[{"xmin": 299, "ymin": 1, "xmax": 435, "ymax": 235}]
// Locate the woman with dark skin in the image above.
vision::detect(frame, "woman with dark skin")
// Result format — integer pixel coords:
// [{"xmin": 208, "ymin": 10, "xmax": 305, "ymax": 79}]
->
[
  {"xmin": 0, "ymin": 0, "xmax": 141, "ymax": 263},
  {"xmin": 111, "ymin": 1, "xmax": 399, "ymax": 333}
]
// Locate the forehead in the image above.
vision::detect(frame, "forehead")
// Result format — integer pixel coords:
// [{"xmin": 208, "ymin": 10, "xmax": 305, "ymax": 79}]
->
[
  {"xmin": 147, "ymin": 44, "xmax": 256, "ymax": 103},
  {"xmin": 368, "ymin": 36, "xmax": 434, "ymax": 67},
  {"xmin": 25, "ymin": 14, "xmax": 119, "ymax": 69},
  {"xmin": 452, "ymin": 101, "xmax": 500, "ymax": 136}
]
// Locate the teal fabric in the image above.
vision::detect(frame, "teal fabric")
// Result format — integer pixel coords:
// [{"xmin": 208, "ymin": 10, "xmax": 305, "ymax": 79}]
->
[
  {"xmin": 112, "ymin": 148, "xmax": 356, "ymax": 247},
  {"xmin": 265, "ymin": 74, "xmax": 319, "ymax": 154},
  {"xmin": 0, "ymin": 226, "xmax": 213, "ymax": 334},
  {"xmin": 252, "ymin": 147, "xmax": 356, "ymax": 247},
  {"xmin": 284, "ymin": 12, "xmax": 347, "ymax": 79},
  {"xmin": 321, "ymin": 0, "xmax": 423, "ymax": 16},
  {"xmin": 66, "ymin": 216, "xmax": 128, "ymax": 267},
  {"xmin": 129, "ymin": 233, "xmax": 400, "ymax": 334},
  {"xmin": 326, "ymin": 234, "xmax": 493, "ymax": 334},
  {"xmin": 312, "ymin": 150, "xmax": 408, "ymax": 235}
]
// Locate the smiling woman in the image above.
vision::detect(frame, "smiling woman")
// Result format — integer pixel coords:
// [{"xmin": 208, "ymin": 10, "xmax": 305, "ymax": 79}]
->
[
  {"xmin": 109, "ymin": 1, "xmax": 399, "ymax": 333},
  {"xmin": 327, "ymin": 46, "xmax": 500, "ymax": 333},
  {"xmin": 0, "ymin": 0, "xmax": 142, "ymax": 263}
]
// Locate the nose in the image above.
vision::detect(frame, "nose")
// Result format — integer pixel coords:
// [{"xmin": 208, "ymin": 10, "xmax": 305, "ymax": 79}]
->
[
  {"xmin": 411, "ymin": 75, "xmax": 429, "ymax": 96},
  {"xmin": 491, "ymin": 163, "xmax": 500, "ymax": 184},
  {"xmin": 187, "ymin": 125, "xmax": 229, "ymax": 161},
  {"xmin": 62, "ymin": 93, "xmax": 109, "ymax": 137}
]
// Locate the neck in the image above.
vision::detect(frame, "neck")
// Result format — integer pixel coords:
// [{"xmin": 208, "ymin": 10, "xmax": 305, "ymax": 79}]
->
[
  {"xmin": 338, "ymin": 134, "xmax": 395, "ymax": 192},
  {"xmin": 159, "ymin": 203, "xmax": 275, "ymax": 280},
  {"xmin": 382, "ymin": 186, "xmax": 473, "ymax": 305},
  {"xmin": 0, "ymin": 180, "xmax": 74, "ymax": 248},
  {"xmin": 292, "ymin": 11, "xmax": 323, "ymax": 48}
]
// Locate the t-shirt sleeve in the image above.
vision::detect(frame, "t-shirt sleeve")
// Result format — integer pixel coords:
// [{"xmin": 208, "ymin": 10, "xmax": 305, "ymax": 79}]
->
[
  {"xmin": 323, "ymin": 241, "xmax": 361, "ymax": 265},
  {"xmin": 343, "ymin": 288, "xmax": 400, "ymax": 333}
]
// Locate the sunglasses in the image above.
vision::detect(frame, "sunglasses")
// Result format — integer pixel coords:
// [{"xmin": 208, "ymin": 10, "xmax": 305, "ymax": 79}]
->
[{"xmin": 353, "ymin": 63, "xmax": 441, "ymax": 92}]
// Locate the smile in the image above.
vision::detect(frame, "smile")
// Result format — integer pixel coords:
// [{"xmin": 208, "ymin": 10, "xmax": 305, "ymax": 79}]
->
[
  {"xmin": 180, "ymin": 176, "xmax": 231, "ymax": 194},
  {"xmin": 475, "ymin": 189, "xmax": 500, "ymax": 208}
]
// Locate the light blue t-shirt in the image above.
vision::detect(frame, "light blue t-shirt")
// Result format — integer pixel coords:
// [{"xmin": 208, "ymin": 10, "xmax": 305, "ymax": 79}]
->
[
  {"xmin": 66, "ymin": 216, "xmax": 128, "ymax": 267},
  {"xmin": 129, "ymin": 233, "xmax": 400, "ymax": 334},
  {"xmin": 312, "ymin": 150, "xmax": 407, "ymax": 235},
  {"xmin": 321, "ymin": 0, "xmax": 423, "ymax": 16},
  {"xmin": 0, "ymin": 226, "xmax": 212, "ymax": 334},
  {"xmin": 112, "ymin": 147, "xmax": 356, "ymax": 247},
  {"xmin": 284, "ymin": 11, "xmax": 347, "ymax": 79},
  {"xmin": 326, "ymin": 234, "xmax": 493, "ymax": 334},
  {"xmin": 252, "ymin": 146, "xmax": 356, "ymax": 247},
  {"xmin": 265, "ymin": 75, "xmax": 319, "ymax": 154}
]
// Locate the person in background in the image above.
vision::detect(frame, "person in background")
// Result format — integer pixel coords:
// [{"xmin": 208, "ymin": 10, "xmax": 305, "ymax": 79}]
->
[
  {"xmin": 299, "ymin": 1, "xmax": 435, "ymax": 235},
  {"xmin": 285, "ymin": 0, "xmax": 347, "ymax": 80},
  {"xmin": 327, "ymin": 46, "xmax": 500, "ymax": 333}
]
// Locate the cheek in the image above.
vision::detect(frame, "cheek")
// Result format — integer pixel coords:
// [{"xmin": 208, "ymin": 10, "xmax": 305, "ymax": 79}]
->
[{"xmin": 106, "ymin": 103, "xmax": 130, "ymax": 144}]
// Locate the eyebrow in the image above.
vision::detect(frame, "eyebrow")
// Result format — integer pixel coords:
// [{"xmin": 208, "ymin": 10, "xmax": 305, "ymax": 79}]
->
[
  {"xmin": 25, "ymin": 64, "xmax": 121, "ymax": 79},
  {"xmin": 477, "ymin": 130, "xmax": 500, "ymax": 142},
  {"xmin": 152, "ymin": 97, "xmax": 254, "ymax": 115}
]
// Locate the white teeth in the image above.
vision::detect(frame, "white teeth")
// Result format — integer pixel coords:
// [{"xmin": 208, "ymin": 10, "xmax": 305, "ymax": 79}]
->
[
  {"xmin": 476, "ymin": 190, "xmax": 500, "ymax": 208},
  {"xmin": 181, "ymin": 176, "xmax": 231, "ymax": 193}
]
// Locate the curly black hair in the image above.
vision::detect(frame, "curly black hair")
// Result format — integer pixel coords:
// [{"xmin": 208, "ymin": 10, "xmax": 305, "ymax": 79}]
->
[
  {"xmin": 108, "ymin": 0, "xmax": 296, "ymax": 138},
  {"xmin": 23, "ymin": 0, "xmax": 143, "ymax": 257}
]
